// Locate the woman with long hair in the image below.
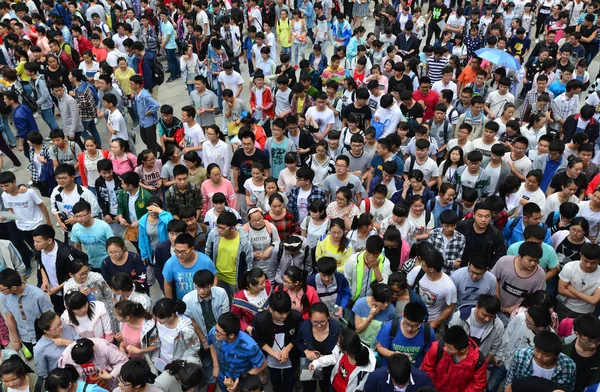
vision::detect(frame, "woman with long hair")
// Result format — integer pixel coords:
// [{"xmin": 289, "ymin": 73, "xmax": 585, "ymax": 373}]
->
[
  {"xmin": 109, "ymin": 138, "xmax": 137, "ymax": 176},
  {"xmin": 45, "ymin": 365, "xmax": 108, "ymax": 392},
  {"xmin": 201, "ymin": 163, "xmax": 237, "ymax": 217},
  {"xmin": 201, "ymin": 125, "xmax": 231, "ymax": 178},
  {"xmin": 500, "ymin": 175, "xmax": 523, "ymax": 217},
  {"xmin": 316, "ymin": 218, "xmax": 353, "ymax": 272},
  {"xmin": 77, "ymin": 136, "xmax": 110, "ymax": 193},
  {"xmin": 113, "ymin": 300, "xmax": 159, "ymax": 367},
  {"xmin": 61, "ymin": 292, "xmax": 113, "ymax": 341},
  {"xmin": 547, "ymin": 157, "xmax": 588, "ymax": 200},
  {"xmin": 232, "ymin": 268, "xmax": 273, "ymax": 335},
  {"xmin": 520, "ymin": 113, "xmax": 547, "ymax": 148},
  {"xmin": 307, "ymin": 140, "xmax": 335, "ymax": 187},
  {"xmin": 256, "ymin": 177, "xmax": 289, "ymax": 213},
  {"xmin": 543, "ymin": 177, "xmax": 580, "ymax": 221},
  {"xmin": 135, "ymin": 149, "xmax": 163, "ymax": 199},
  {"xmin": 34, "ymin": 311, "xmax": 79, "ymax": 383},
  {"xmin": 494, "ymin": 103, "xmax": 516, "ymax": 138},
  {"xmin": 111, "ymin": 272, "xmax": 152, "ymax": 310},
  {"xmin": 426, "ymin": 183, "xmax": 459, "ymax": 229},
  {"xmin": 276, "ymin": 266, "xmax": 319, "ymax": 320},
  {"xmin": 347, "ymin": 213, "xmax": 378, "ymax": 253},
  {"xmin": 264, "ymin": 193, "xmax": 299, "ymax": 240},
  {"xmin": 309, "ymin": 328, "xmax": 375, "ymax": 392},
  {"xmin": 297, "ymin": 303, "xmax": 343, "ymax": 392},
  {"xmin": 439, "ymin": 146, "xmax": 465, "ymax": 184},
  {"xmin": 78, "ymin": 51, "xmax": 100, "ymax": 78},
  {"xmin": 0, "ymin": 356, "xmax": 39, "ymax": 392},
  {"xmin": 407, "ymin": 195, "xmax": 433, "ymax": 242},
  {"xmin": 183, "ymin": 151, "xmax": 207, "ymax": 189},
  {"xmin": 451, "ymin": 35, "xmax": 468, "ymax": 66},
  {"xmin": 278, "ymin": 152, "xmax": 300, "ymax": 193},
  {"xmin": 152, "ymin": 298, "xmax": 201, "ymax": 367},
  {"xmin": 326, "ymin": 185, "xmax": 361, "ymax": 230},
  {"xmin": 301, "ymin": 200, "xmax": 330, "ymax": 250},
  {"xmin": 402, "ymin": 170, "xmax": 436, "ymax": 207},
  {"xmin": 154, "ymin": 360, "xmax": 204, "ymax": 392},
  {"xmin": 552, "ymin": 217, "xmax": 591, "ymax": 267}
]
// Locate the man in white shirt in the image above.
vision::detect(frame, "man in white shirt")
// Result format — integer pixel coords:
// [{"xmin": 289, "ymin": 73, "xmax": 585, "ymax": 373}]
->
[
  {"xmin": 432, "ymin": 67, "xmax": 458, "ymax": 98},
  {"xmin": 503, "ymin": 136, "xmax": 532, "ymax": 181},
  {"xmin": 306, "ymin": 92, "xmax": 335, "ymax": 140},
  {"xmin": 274, "ymin": 75, "xmax": 292, "ymax": 119},
  {"xmin": 247, "ymin": 0, "xmax": 263, "ymax": 31},
  {"xmin": 218, "ymin": 62, "xmax": 244, "ymax": 98},
  {"xmin": 557, "ymin": 242, "xmax": 600, "ymax": 319},
  {"xmin": 484, "ymin": 77, "xmax": 515, "ymax": 119},
  {"xmin": 472, "ymin": 122, "xmax": 500, "ymax": 158},
  {"xmin": 181, "ymin": 105, "xmax": 205, "ymax": 156},
  {"xmin": 104, "ymin": 93, "xmax": 128, "ymax": 141},
  {"xmin": 194, "ymin": 1, "xmax": 210, "ymax": 35}
]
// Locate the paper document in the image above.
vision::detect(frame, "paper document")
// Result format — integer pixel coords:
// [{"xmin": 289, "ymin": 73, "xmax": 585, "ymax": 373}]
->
[{"xmin": 0, "ymin": 211, "xmax": 18, "ymax": 221}]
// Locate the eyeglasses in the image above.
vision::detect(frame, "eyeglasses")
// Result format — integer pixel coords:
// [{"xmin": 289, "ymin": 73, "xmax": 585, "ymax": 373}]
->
[
  {"xmin": 217, "ymin": 225, "xmax": 233, "ymax": 232},
  {"xmin": 311, "ymin": 320, "xmax": 327, "ymax": 326},
  {"xmin": 283, "ymin": 280, "xmax": 296, "ymax": 286},
  {"xmin": 580, "ymin": 336, "xmax": 600, "ymax": 346},
  {"xmin": 118, "ymin": 377, "xmax": 132, "ymax": 387},
  {"xmin": 173, "ymin": 248, "xmax": 193, "ymax": 256},
  {"xmin": 48, "ymin": 321, "xmax": 63, "ymax": 331},
  {"xmin": 335, "ymin": 164, "xmax": 347, "ymax": 168},
  {"xmin": 74, "ymin": 211, "xmax": 90, "ymax": 220},
  {"xmin": 570, "ymin": 227, "xmax": 585, "ymax": 234},
  {"xmin": 468, "ymin": 268, "xmax": 485, "ymax": 277},
  {"xmin": 402, "ymin": 319, "xmax": 421, "ymax": 331},
  {"xmin": 107, "ymin": 249, "xmax": 123, "ymax": 256},
  {"xmin": 215, "ymin": 329, "xmax": 228, "ymax": 337}
]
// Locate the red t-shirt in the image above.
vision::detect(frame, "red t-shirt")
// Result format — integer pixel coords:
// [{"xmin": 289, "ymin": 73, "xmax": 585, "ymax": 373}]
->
[
  {"xmin": 332, "ymin": 354, "xmax": 357, "ymax": 392},
  {"xmin": 412, "ymin": 90, "xmax": 439, "ymax": 122}
]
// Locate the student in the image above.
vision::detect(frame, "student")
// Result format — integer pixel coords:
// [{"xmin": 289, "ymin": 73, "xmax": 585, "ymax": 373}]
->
[
  {"xmin": 562, "ymin": 314, "xmax": 600, "ymax": 392},
  {"xmin": 505, "ymin": 331, "xmax": 576, "ymax": 392},
  {"xmin": 0, "ymin": 268, "xmax": 53, "ymax": 354},
  {"xmin": 70, "ymin": 201, "xmax": 114, "ymax": 270},
  {"xmin": 307, "ymin": 257, "xmax": 351, "ymax": 318},
  {"xmin": 208, "ymin": 312, "xmax": 267, "ymax": 392},
  {"xmin": 364, "ymin": 353, "xmax": 434, "ymax": 392},
  {"xmin": 375, "ymin": 302, "xmax": 435, "ymax": 367},
  {"xmin": 426, "ymin": 210, "xmax": 466, "ymax": 275},
  {"xmin": 164, "ymin": 165, "xmax": 203, "ymax": 220},
  {"xmin": 504, "ymin": 202, "xmax": 553, "ymax": 248},
  {"xmin": 450, "ymin": 256, "xmax": 498, "ymax": 308},
  {"xmin": 344, "ymin": 235, "xmax": 391, "ymax": 302},
  {"xmin": 163, "ymin": 233, "xmax": 217, "ymax": 301},
  {"xmin": 265, "ymin": 119, "xmax": 297, "ymax": 179}
]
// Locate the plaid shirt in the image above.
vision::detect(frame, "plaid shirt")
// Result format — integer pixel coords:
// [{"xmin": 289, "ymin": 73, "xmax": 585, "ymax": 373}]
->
[
  {"xmin": 28, "ymin": 144, "xmax": 52, "ymax": 182},
  {"xmin": 287, "ymin": 185, "xmax": 326, "ymax": 220},
  {"xmin": 265, "ymin": 210, "xmax": 300, "ymax": 240},
  {"xmin": 520, "ymin": 88, "xmax": 554, "ymax": 119},
  {"xmin": 506, "ymin": 347, "xmax": 576, "ymax": 392},
  {"xmin": 73, "ymin": 82, "xmax": 97, "ymax": 120},
  {"xmin": 165, "ymin": 181, "xmax": 203, "ymax": 217},
  {"xmin": 426, "ymin": 227, "xmax": 466, "ymax": 275}
]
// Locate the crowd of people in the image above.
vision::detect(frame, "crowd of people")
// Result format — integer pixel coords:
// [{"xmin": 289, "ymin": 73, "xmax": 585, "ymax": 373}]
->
[{"xmin": 0, "ymin": 0, "xmax": 598, "ymax": 391}]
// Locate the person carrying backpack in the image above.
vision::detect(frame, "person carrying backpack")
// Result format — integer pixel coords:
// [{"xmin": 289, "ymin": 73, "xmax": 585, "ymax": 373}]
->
[{"xmin": 68, "ymin": 69, "xmax": 102, "ymax": 148}]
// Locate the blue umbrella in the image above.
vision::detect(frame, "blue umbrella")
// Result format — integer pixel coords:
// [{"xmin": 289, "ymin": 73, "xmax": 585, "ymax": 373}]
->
[{"xmin": 474, "ymin": 48, "xmax": 522, "ymax": 70}]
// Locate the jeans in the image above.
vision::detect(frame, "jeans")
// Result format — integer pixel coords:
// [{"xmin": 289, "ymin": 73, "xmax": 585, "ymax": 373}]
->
[
  {"xmin": 281, "ymin": 46, "xmax": 292, "ymax": 58},
  {"xmin": 1, "ymin": 116, "xmax": 16, "ymax": 147},
  {"xmin": 128, "ymin": 104, "xmax": 139, "ymax": 126},
  {"xmin": 166, "ymin": 48, "xmax": 180, "ymax": 79},
  {"xmin": 41, "ymin": 108, "xmax": 59, "ymax": 131},
  {"xmin": 586, "ymin": 45, "xmax": 600, "ymax": 66},
  {"xmin": 199, "ymin": 348, "xmax": 215, "ymax": 385},
  {"xmin": 269, "ymin": 366, "xmax": 297, "ymax": 392},
  {"xmin": 293, "ymin": 42, "xmax": 307, "ymax": 65},
  {"xmin": 186, "ymin": 83, "xmax": 195, "ymax": 95},
  {"xmin": 82, "ymin": 119, "xmax": 102, "ymax": 148},
  {"xmin": 486, "ymin": 363, "xmax": 507, "ymax": 392},
  {"xmin": 0, "ymin": 129, "xmax": 20, "ymax": 167},
  {"xmin": 212, "ymin": 77, "xmax": 223, "ymax": 112}
]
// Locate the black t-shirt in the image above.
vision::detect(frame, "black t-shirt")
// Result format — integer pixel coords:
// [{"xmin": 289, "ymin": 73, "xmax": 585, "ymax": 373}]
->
[
  {"xmin": 556, "ymin": 237, "xmax": 584, "ymax": 266},
  {"xmin": 571, "ymin": 347, "xmax": 600, "ymax": 392},
  {"xmin": 400, "ymin": 102, "xmax": 425, "ymax": 121},
  {"xmin": 390, "ymin": 74, "xmax": 415, "ymax": 93},
  {"xmin": 549, "ymin": 172, "xmax": 588, "ymax": 196},
  {"xmin": 429, "ymin": 2, "xmax": 447, "ymax": 24},
  {"xmin": 531, "ymin": 41, "xmax": 559, "ymax": 59},
  {"xmin": 231, "ymin": 148, "xmax": 271, "ymax": 194},
  {"xmin": 341, "ymin": 103, "xmax": 373, "ymax": 129}
]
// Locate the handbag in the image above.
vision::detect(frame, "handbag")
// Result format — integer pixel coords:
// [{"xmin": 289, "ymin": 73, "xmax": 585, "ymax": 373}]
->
[
  {"xmin": 124, "ymin": 226, "xmax": 139, "ymax": 242},
  {"xmin": 227, "ymin": 121, "xmax": 242, "ymax": 136},
  {"xmin": 371, "ymin": 118, "xmax": 390, "ymax": 139}
]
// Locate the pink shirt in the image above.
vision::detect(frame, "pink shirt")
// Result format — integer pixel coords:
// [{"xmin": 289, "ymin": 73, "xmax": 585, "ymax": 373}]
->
[
  {"xmin": 109, "ymin": 152, "xmax": 137, "ymax": 176},
  {"xmin": 201, "ymin": 178, "xmax": 237, "ymax": 216},
  {"xmin": 121, "ymin": 323, "xmax": 143, "ymax": 358}
]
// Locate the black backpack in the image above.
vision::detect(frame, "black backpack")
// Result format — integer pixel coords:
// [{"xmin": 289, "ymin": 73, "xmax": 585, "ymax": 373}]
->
[
  {"xmin": 151, "ymin": 57, "xmax": 165, "ymax": 86},
  {"xmin": 389, "ymin": 317, "xmax": 432, "ymax": 363},
  {"xmin": 10, "ymin": 83, "xmax": 38, "ymax": 113},
  {"xmin": 435, "ymin": 338, "xmax": 486, "ymax": 370}
]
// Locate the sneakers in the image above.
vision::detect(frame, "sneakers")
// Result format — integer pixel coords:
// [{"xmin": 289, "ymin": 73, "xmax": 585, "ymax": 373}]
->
[{"xmin": 7, "ymin": 165, "xmax": 21, "ymax": 172}]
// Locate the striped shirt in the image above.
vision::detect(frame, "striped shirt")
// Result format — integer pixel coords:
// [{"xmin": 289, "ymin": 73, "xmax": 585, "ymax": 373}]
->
[{"xmin": 426, "ymin": 56, "xmax": 449, "ymax": 83}]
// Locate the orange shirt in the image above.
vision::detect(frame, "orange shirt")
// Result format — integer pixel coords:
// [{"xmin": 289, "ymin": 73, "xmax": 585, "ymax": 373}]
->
[
  {"xmin": 92, "ymin": 46, "xmax": 108, "ymax": 62},
  {"xmin": 458, "ymin": 65, "xmax": 478, "ymax": 87}
]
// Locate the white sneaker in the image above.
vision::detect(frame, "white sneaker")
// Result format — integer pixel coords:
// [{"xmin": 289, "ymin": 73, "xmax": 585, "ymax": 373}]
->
[{"xmin": 7, "ymin": 166, "xmax": 21, "ymax": 172}]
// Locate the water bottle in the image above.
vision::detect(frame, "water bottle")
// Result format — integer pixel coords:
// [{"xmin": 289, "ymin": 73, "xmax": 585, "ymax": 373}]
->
[
  {"xmin": 85, "ymin": 284, "xmax": 96, "ymax": 302},
  {"xmin": 333, "ymin": 305, "xmax": 341, "ymax": 317}
]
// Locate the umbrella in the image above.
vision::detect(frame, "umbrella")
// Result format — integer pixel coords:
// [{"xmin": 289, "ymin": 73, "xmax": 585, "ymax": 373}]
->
[{"xmin": 474, "ymin": 48, "xmax": 522, "ymax": 70}]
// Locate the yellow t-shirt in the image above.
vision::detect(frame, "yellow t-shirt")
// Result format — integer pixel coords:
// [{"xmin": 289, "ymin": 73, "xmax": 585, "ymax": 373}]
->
[
  {"xmin": 216, "ymin": 234, "xmax": 241, "ymax": 285},
  {"xmin": 296, "ymin": 97, "xmax": 304, "ymax": 114},
  {"xmin": 114, "ymin": 67, "xmax": 136, "ymax": 95},
  {"xmin": 315, "ymin": 235, "xmax": 353, "ymax": 273}
]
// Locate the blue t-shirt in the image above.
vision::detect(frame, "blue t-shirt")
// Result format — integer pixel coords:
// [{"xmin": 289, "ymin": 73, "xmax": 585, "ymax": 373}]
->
[
  {"xmin": 207, "ymin": 327, "xmax": 265, "ymax": 382},
  {"xmin": 540, "ymin": 158, "xmax": 562, "ymax": 192},
  {"xmin": 548, "ymin": 80, "xmax": 567, "ymax": 97},
  {"xmin": 160, "ymin": 21, "xmax": 177, "ymax": 49},
  {"xmin": 370, "ymin": 153, "xmax": 404, "ymax": 178},
  {"xmin": 376, "ymin": 317, "xmax": 435, "ymax": 367},
  {"xmin": 70, "ymin": 220, "xmax": 114, "ymax": 269},
  {"xmin": 269, "ymin": 139, "xmax": 288, "ymax": 178},
  {"xmin": 163, "ymin": 251, "xmax": 217, "ymax": 300}
]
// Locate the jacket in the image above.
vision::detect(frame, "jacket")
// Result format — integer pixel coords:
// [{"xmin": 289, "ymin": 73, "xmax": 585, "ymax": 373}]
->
[
  {"xmin": 456, "ymin": 218, "xmax": 507, "ymax": 267},
  {"xmin": 452, "ymin": 165, "xmax": 491, "ymax": 200},
  {"xmin": 250, "ymin": 86, "xmax": 275, "ymax": 120},
  {"xmin": 562, "ymin": 113, "xmax": 600, "ymax": 144},
  {"xmin": 344, "ymin": 251, "xmax": 392, "ymax": 300},
  {"xmin": 307, "ymin": 271, "xmax": 352, "ymax": 309},
  {"xmin": 308, "ymin": 52, "xmax": 328, "ymax": 75},
  {"xmin": 290, "ymin": 93, "xmax": 314, "ymax": 116},
  {"xmin": 287, "ymin": 185, "xmax": 326, "ymax": 220},
  {"xmin": 364, "ymin": 365, "xmax": 433, "ymax": 392},
  {"xmin": 503, "ymin": 217, "xmax": 553, "ymax": 248},
  {"xmin": 369, "ymin": 175, "xmax": 404, "ymax": 205},
  {"xmin": 284, "ymin": 129, "xmax": 316, "ymax": 164},
  {"xmin": 32, "ymin": 75, "xmax": 53, "ymax": 110},
  {"xmin": 132, "ymin": 318, "xmax": 160, "ymax": 374},
  {"xmin": 205, "ymin": 227, "xmax": 254, "ymax": 289},
  {"xmin": 420, "ymin": 339, "xmax": 487, "ymax": 392},
  {"xmin": 268, "ymin": 236, "xmax": 314, "ymax": 283},
  {"xmin": 95, "ymin": 175, "xmax": 123, "ymax": 217},
  {"xmin": 138, "ymin": 210, "xmax": 173, "ymax": 261},
  {"xmin": 165, "ymin": 182, "xmax": 202, "ymax": 217},
  {"xmin": 532, "ymin": 154, "xmax": 568, "ymax": 175},
  {"xmin": 135, "ymin": 88, "xmax": 160, "ymax": 128},
  {"xmin": 13, "ymin": 103, "xmax": 38, "ymax": 138},
  {"xmin": 78, "ymin": 150, "xmax": 110, "ymax": 187},
  {"xmin": 297, "ymin": 318, "xmax": 342, "ymax": 357},
  {"xmin": 35, "ymin": 240, "xmax": 88, "ymax": 287},
  {"xmin": 0, "ymin": 240, "xmax": 25, "ymax": 277},
  {"xmin": 310, "ymin": 342, "xmax": 377, "ymax": 391},
  {"xmin": 183, "ymin": 286, "xmax": 230, "ymax": 337},
  {"xmin": 332, "ymin": 19, "xmax": 352, "ymax": 47},
  {"xmin": 140, "ymin": 50, "xmax": 157, "ymax": 91},
  {"xmin": 232, "ymin": 280, "xmax": 273, "ymax": 332},
  {"xmin": 481, "ymin": 157, "xmax": 511, "ymax": 195},
  {"xmin": 50, "ymin": 184, "xmax": 102, "ymax": 218},
  {"xmin": 494, "ymin": 311, "xmax": 554, "ymax": 366},
  {"xmin": 506, "ymin": 347, "xmax": 576, "ymax": 392},
  {"xmin": 117, "ymin": 187, "xmax": 151, "ymax": 223},
  {"xmin": 60, "ymin": 301, "xmax": 114, "ymax": 342},
  {"xmin": 162, "ymin": 315, "xmax": 201, "ymax": 364},
  {"xmin": 426, "ymin": 228, "xmax": 466, "ymax": 274},
  {"xmin": 252, "ymin": 309, "xmax": 303, "ymax": 364},
  {"xmin": 179, "ymin": 53, "xmax": 201, "ymax": 81},
  {"xmin": 448, "ymin": 306, "xmax": 504, "ymax": 357},
  {"xmin": 58, "ymin": 338, "xmax": 128, "ymax": 388},
  {"xmin": 56, "ymin": 93, "xmax": 84, "ymax": 137}
]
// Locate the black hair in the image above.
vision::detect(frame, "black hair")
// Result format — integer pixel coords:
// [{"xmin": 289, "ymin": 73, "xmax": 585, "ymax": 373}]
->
[
  {"xmin": 527, "ymin": 305, "xmax": 552, "ymax": 328},
  {"xmin": 239, "ymin": 373, "xmax": 262, "ymax": 392},
  {"xmin": 153, "ymin": 297, "xmax": 187, "ymax": 319},
  {"xmin": 284, "ymin": 266, "xmax": 310, "ymax": 311},
  {"xmin": 65, "ymin": 291, "xmax": 95, "ymax": 326},
  {"xmin": 443, "ymin": 325, "xmax": 469, "ymax": 350},
  {"xmin": 120, "ymin": 358, "xmax": 157, "ymax": 387},
  {"xmin": 339, "ymin": 328, "xmax": 371, "ymax": 367},
  {"xmin": 71, "ymin": 338, "xmax": 95, "ymax": 364},
  {"xmin": 241, "ymin": 268, "xmax": 266, "ymax": 290},
  {"xmin": 574, "ymin": 313, "xmax": 600, "ymax": 340},
  {"xmin": 518, "ymin": 242, "xmax": 543, "ymax": 260},
  {"xmin": 193, "ymin": 270, "xmax": 215, "ymax": 288},
  {"xmin": 388, "ymin": 353, "xmax": 412, "ymax": 385},
  {"xmin": 403, "ymin": 301, "xmax": 426, "ymax": 323},
  {"xmin": 477, "ymin": 294, "xmax": 501, "ymax": 314},
  {"xmin": 46, "ymin": 365, "xmax": 80, "ymax": 392},
  {"xmin": 371, "ymin": 283, "xmax": 393, "ymax": 303},
  {"xmin": 317, "ymin": 257, "xmax": 337, "ymax": 275},
  {"xmin": 217, "ymin": 312, "xmax": 241, "ymax": 336},
  {"xmin": 114, "ymin": 299, "xmax": 153, "ymax": 320},
  {"xmin": 270, "ymin": 290, "xmax": 292, "ymax": 313},
  {"xmin": 111, "ymin": 272, "xmax": 146, "ymax": 293},
  {"xmin": 533, "ymin": 331, "xmax": 562, "ymax": 356},
  {"xmin": 163, "ymin": 360, "xmax": 205, "ymax": 389}
]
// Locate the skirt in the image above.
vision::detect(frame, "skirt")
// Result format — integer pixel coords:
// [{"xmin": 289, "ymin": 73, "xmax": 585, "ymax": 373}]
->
[{"xmin": 353, "ymin": 0, "xmax": 369, "ymax": 16}]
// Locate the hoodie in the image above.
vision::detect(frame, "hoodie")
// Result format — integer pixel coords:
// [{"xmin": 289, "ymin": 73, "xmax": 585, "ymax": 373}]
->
[
  {"xmin": 159, "ymin": 315, "xmax": 201, "ymax": 364},
  {"xmin": 420, "ymin": 338, "xmax": 487, "ymax": 392},
  {"xmin": 448, "ymin": 306, "xmax": 504, "ymax": 357},
  {"xmin": 139, "ymin": 50, "xmax": 157, "ymax": 91}
]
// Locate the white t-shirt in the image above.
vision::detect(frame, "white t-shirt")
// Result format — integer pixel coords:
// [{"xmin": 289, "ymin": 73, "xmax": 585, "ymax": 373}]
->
[
  {"xmin": 532, "ymin": 360, "xmax": 556, "ymax": 380},
  {"xmin": 2, "ymin": 189, "xmax": 44, "ymax": 231},
  {"xmin": 579, "ymin": 201, "xmax": 600, "ymax": 239},
  {"xmin": 243, "ymin": 179, "xmax": 266, "ymax": 205},
  {"xmin": 108, "ymin": 109, "xmax": 128, "ymax": 140},
  {"xmin": 249, "ymin": 6, "xmax": 263, "ymax": 31},
  {"xmin": 61, "ymin": 189, "xmax": 84, "ymax": 217},
  {"xmin": 305, "ymin": 107, "xmax": 335, "ymax": 136},
  {"xmin": 183, "ymin": 122, "xmax": 206, "ymax": 155},
  {"xmin": 407, "ymin": 266, "xmax": 457, "ymax": 321},
  {"xmin": 158, "ymin": 322, "xmax": 178, "ymax": 362},
  {"xmin": 217, "ymin": 71, "xmax": 244, "ymax": 93},
  {"xmin": 558, "ymin": 260, "xmax": 600, "ymax": 314},
  {"xmin": 408, "ymin": 211, "xmax": 435, "ymax": 234},
  {"xmin": 460, "ymin": 169, "xmax": 479, "ymax": 189},
  {"xmin": 301, "ymin": 216, "xmax": 328, "ymax": 248},
  {"xmin": 446, "ymin": 139, "xmax": 474, "ymax": 154},
  {"xmin": 485, "ymin": 91, "xmax": 515, "ymax": 118},
  {"xmin": 360, "ymin": 198, "xmax": 394, "ymax": 225},
  {"xmin": 196, "ymin": 10, "xmax": 209, "ymax": 30},
  {"xmin": 432, "ymin": 80, "xmax": 458, "ymax": 98},
  {"xmin": 404, "ymin": 157, "xmax": 440, "ymax": 183},
  {"xmin": 105, "ymin": 179, "xmax": 118, "ymax": 215},
  {"xmin": 297, "ymin": 188, "xmax": 311, "ymax": 223},
  {"xmin": 471, "ymin": 138, "xmax": 495, "ymax": 157},
  {"xmin": 503, "ymin": 153, "xmax": 532, "ymax": 177},
  {"xmin": 446, "ymin": 14, "xmax": 466, "ymax": 32},
  {"xmin": 485, "ymin": 164, "xmax": 502, "ymax": 195}
]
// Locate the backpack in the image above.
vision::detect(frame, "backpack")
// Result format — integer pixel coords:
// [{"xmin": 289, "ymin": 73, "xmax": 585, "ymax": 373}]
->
[
  {"xmin": 10, "ymin": 83, "xmax": 37, "ymax": 113},
  {"xmin": 426, "ymin": 198, "xmax": 459, "ymax": 216},
  {"xmin": 435, "ymin": 338, "xmax": 486, "ymax": 370},
  {"xmin": 509, "ymin": 216, "xmax": 548, "ymax": 234},
  {"xmin": 151, "ymin": 57, "xmax": 165, "ymax": 86},
  {"xmin": 242, "ymin": 221, "xmax": 273, "ymax": 235},
  {"xmin": 52, "ymin": 141, "xmax": 78, "ymax": 165},
  {"xmin": 389, "ymin": 317, "xmax": 431, "ymax": 362},
  {"xmin": 62, "ymin": 42, "xmax": 80, "ymax": 65},
  {"xmin": 278, "ymin": 243, "xmax": 310, "ymax": 271}
]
